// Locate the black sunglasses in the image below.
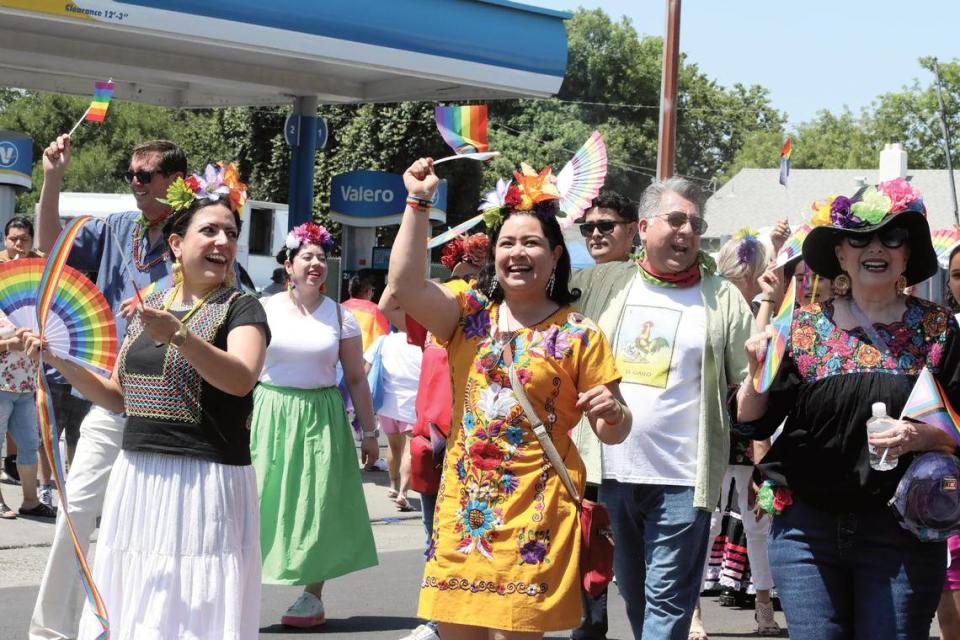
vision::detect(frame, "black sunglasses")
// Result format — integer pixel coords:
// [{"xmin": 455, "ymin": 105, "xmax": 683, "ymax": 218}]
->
[
  {"xmin": 656, "ymin": 211, "xmax": 708, "ymax": 236},
  {"xmin": 122, "ymin": 169, "xmax": 164, "ymax": 184},
  {"xmin": 579, "ymin": 221, "xmax": 628, "ymax": 237},
  {"xmin": 845, "ymin": 226, "xmax": 909, "ymax": 249}
]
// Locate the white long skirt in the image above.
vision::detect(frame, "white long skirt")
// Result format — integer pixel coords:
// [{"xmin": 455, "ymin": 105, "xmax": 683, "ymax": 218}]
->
[{"xmin": 78, "ymin": 450, "xmax": 261, "ymax": 640}]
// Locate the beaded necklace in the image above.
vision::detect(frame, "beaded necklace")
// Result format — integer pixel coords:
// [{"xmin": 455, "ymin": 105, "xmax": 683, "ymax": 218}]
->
[
  {"xmin": 162, "ymin": 283, "xmax": 223, "ymax": 325},
  {"xmin": 132, "ymin": 214, "xmax": 171, "ymax": 271}
]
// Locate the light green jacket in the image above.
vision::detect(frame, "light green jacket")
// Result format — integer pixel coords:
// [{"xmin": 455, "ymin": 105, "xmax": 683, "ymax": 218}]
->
[{"xmin": 570, "ymin": 261, "xmax": 757, "ymax": 511}]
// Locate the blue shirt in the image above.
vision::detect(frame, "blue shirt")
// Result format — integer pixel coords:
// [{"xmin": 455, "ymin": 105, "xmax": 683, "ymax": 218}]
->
[
  {"xmin": 68, "ymin": 211, "xmax": 172, "ymax": 341},
  {"xmin": 47, "ymin": 212, "xmax": 172, "ymax": 389}
]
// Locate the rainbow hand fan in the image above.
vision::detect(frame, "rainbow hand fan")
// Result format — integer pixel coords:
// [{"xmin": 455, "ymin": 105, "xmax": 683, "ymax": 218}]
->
[
  {"xmin": 753, "ymin": 276, "xmax": 797, "ymax": 393},
  {"xmin": 775, "ymin": 224, "xmax": 812, "ymax": 268},
  {"xmin": 0, "ymin": 258, "xmax": 117, "ymax": 375},
  {"xmin": 932, "ymin": 226, "xmax": 960, "ymax": 269},
  {"xmin": 428, "ymin": 213, "xmax": 485, "ymax": 249},
  {"xmin": 556, "ymin": 131, "xmax": 608, "ymax": 229}
]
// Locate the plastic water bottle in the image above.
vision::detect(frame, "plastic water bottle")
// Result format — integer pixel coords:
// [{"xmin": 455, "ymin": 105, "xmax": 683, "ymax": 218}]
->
[{"xmin": 866, "ymin": 402, "xmax": 898, "ymax": 471}]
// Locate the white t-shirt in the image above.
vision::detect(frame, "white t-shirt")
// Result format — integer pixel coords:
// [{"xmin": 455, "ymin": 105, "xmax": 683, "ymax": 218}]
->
[
  {"xmin": 602, "ymin": 277, "xmax": 705, "ymax": 485},
  {"xmin": 364, "ymin": 332, "xmax": 422, "ymax": 424},
  {"xmin": 259, "ymin": 294, "xmax": 360, "ymax": 388}
]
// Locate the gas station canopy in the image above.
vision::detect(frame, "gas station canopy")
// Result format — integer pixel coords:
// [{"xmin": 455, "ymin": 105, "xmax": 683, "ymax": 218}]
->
[{"xmin": 0, "ymin": 0, "xmax": 570, "ymax": 107}]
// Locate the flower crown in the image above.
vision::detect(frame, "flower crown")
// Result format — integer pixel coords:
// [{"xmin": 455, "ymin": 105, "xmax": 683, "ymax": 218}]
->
[
  {"xmin": 479, "ymin": 162, "xmax": 561, "ymax": 230},
  {"xmin": 285, "ymin": 222, "xmax": 334, "ymax": 254},
  {"xmin": 440, "ymin": 233, "xmax": 489, "ymax": 269},
  {"xmin": 733, "ymin": 227, "xmax": 760, "ymax": 265},
  {"xmin": 810, "ymin": 177, "xmax": 925, "ymax": 230},
  {"xmin": 163, "ymin": 162, "xmax": 248, "ymax": 215}
]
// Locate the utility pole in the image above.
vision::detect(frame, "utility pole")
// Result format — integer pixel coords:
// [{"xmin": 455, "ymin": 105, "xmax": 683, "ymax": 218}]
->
[
  {"xmin": 932, "ymin": 57, "xmax": 959, "ymax": 225},
  {"xmin": 656, "ymin": 0, "xmax": 681, "ymax": 180}
]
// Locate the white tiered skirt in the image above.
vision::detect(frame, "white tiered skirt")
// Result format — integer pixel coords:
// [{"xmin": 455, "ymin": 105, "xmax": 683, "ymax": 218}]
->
[{"xmin": 78, "ymin": 450, "xmax": 261, "ymax": 640}]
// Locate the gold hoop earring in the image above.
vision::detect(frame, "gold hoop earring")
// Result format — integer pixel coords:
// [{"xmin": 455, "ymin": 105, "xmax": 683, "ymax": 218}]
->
[
  {"xmin": 833, "ymin": 272, "xmax": 850, "ymax": 296},
  {"xmin": 896, "ymin": 274, "xmax": 907, "ymax": 295},
  {"xmin": 172, "ymin": 262, "xmax": 183, "ymax": 285}
]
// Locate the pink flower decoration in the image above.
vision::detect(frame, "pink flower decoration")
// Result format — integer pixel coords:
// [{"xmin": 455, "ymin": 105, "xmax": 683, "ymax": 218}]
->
[{"xmin": 877, "ymin": 177, "xmax": 922, "ymax": 213}]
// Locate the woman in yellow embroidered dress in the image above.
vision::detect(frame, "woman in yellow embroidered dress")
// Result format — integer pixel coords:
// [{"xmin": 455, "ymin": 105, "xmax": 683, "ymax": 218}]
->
[{"xmin": 390, "ymin": 158, "xmax": 632, "ymax": 639}]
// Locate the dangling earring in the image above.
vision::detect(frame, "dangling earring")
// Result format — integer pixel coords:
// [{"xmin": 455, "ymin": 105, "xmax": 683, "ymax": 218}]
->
[
  {"xmin": 546, "ymin": 269, "xmax": 556, "ymax": 298},
  {"xmin": 487, "ymin": 275, "xmax": 500, "ymax": 298},
  {"xmin": 833, "ymin": 272, "xmax": 850, "ymax": 296},
  {"xmin": 172, "ymin": 262, "xmax": 183, "ymax": 285},
  {"xmin": 896, "ymin": 274, "xmax": 908, "ymax": 295},
  {"xmin": 224, "ymin": 268, "xmax": 236, "ymax": 288}
]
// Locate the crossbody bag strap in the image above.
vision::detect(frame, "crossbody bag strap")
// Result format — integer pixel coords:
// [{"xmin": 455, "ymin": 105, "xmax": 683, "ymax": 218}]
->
[{"xmin": 503, "ymin": 341, "xmax": 583, "ymax": 506}]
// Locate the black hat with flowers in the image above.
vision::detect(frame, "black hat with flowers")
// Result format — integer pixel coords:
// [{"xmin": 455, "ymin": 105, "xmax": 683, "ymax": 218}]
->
[{"xmin": 801, "ymin": 178, "xmax": 937, "ymax": 286}]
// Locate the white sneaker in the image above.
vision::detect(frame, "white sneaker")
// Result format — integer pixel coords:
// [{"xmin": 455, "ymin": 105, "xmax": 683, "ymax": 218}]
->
[
  {"xmin": 280, "ymin": 591, "xmax": 325, "ymax": 627},
  {"xmin": 372, "ymin": 457, "xmax": 389, "ymax": 471},
  {"xmin": 399, "ymin": 623, "xmax": 440, "ymax": 640},
  {"xmin": 38, "ymin": 484, "xmax": 54, "ymax": 507}
]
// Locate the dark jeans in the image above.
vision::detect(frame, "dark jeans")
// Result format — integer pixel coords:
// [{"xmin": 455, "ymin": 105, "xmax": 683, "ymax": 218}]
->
[
  {"xmin": 571, "ymin": 483, "xmax": 609, "ymax": 640},
  {"xmin": 48, "ymin": 383, "xmax": 91, "ymax": 449},
  {"xmin": 769, "ymin": 495, "xmax": 946, "ymax": 640},
  {"xmin": 421, "ymin": 491, "xmax": 437, "ymax": 549},
  {"xmin": 602, "ymin": 480, "xmax": 712, "ymax": 640}
]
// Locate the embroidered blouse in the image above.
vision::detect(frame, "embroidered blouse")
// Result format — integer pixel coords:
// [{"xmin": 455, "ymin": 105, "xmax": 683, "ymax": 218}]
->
[
  {"xmin": 739, "ymin": 297, "xmax": 960, "ymax": 512},
  {"xmin": 118, "ymin": 287, "xmax": 270, "ymax": 465}
]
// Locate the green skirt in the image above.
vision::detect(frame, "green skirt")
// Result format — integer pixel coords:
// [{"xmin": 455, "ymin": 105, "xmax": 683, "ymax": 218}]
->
[{"xmin": 251, "ymin": 383, "xmax": 378, "ymax": 584}]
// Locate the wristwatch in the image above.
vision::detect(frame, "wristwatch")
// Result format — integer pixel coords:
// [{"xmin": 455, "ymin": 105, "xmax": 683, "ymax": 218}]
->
[
  {"xmin": 361, "ymin": 428, "xmax": 380, "ymax": 440},
  {"xmin": 169, "ymin": 324, "xmax": 189, "ymax": 348}
]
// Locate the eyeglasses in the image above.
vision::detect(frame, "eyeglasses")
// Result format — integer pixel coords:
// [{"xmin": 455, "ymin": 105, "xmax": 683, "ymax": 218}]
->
[
  {"xmin": 655, "ymin": 211, "xmax": 708, "ymax": 236},
  {"xmin": 845, "ymin": 226, "xmax": 909, "ymax": 249},
  {"xmin": 122, "ymin": 169, "xmax": 163, "ymax": 184},
  {"xmin": 579, "ymin": 221, "xmax": 628, "ymax": 237}
]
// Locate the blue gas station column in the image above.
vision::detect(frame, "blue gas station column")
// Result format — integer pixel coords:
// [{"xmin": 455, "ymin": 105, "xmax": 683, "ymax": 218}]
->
[{"xmin": 287, "ymin": 95, "xmax": 319, "ymax": 229}]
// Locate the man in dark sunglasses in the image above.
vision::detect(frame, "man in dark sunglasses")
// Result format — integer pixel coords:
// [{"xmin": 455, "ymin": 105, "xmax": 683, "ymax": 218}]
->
[
  {"xmin": 579, "ymin": 190, "xmax": 639, "ymax": 265},
  {"xmin": 31, "ymin": 133, "xmax": 186, "ymax": 639}
]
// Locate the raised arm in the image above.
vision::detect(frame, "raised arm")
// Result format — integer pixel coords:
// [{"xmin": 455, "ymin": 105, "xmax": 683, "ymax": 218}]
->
[
  {"xmin": 388, "ymin": 158, "xmax": 461, "ymax": 343},
  {"xmin": 378, "ymin": 284, "xmax": 407, "ymax": 332},
  {"xmin": 37, "ymin": 135, "xmax": 71, "ymax": 253}
]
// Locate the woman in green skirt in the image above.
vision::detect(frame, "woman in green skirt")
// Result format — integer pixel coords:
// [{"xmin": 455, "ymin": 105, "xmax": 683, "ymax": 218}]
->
[{"xmin": 251, "ymin": 222, "xmax": 380, "ymax": 627}]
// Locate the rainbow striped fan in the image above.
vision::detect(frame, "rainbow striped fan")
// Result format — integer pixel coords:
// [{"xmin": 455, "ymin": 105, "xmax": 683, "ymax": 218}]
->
[
  {"xmin": 932, "ymin": 227, "xmax": 960, "ymax": 269},
  {"xmin": 556, "ymin": 131, "xmax": 608, "ymax": 229},
  {"xmin": 0, "ymin": 258, "xmax": 117, "ymax": 375}
]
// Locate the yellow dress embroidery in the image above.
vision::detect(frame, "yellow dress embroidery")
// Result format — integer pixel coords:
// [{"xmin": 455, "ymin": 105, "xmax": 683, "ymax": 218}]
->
[{"xmin": 417, "ymin": 287, "xmax": 620, "ymax": 632}]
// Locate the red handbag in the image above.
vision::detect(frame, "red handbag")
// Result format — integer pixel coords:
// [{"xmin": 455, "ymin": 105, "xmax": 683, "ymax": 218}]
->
[
  {"xmin": 506, "ymin": 354, "xmax": 615, "ymax": 598},
  {"xmin": 409, "ymin": 344, "xmax": 452, "ymax": 495}
]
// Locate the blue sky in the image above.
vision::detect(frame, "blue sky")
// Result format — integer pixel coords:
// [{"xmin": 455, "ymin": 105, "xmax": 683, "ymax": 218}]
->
[{"xmin": 526, "ymin": 0, "xmax": 958, "ymax": 127}]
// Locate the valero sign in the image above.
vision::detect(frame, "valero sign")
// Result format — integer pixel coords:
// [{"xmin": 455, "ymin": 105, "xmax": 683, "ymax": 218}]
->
[
  {"xmin": 330, "ymin": 170, "xmax": 446, "ymax": 227},
  {"xmin": 0, "ymin": 131, "xmax": 33, "ymax": 191}
]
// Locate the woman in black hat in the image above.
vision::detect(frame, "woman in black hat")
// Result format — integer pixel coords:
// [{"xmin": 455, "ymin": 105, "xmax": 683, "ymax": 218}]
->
[{"xmin": 736, "ymin": 179, "xmax": 960, "ymax": 640}]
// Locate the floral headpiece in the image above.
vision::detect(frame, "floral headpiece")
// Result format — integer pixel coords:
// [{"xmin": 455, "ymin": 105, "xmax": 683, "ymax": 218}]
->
[
  {"xmin": 733, "ymin": 228, "xmax": 760, "ymax": 265},
  {"xmin": 163, "ymin": 162, "xmax": 248, "ymax": 215},
  {"xmin": 440, "ymin": 232, "xmax": 489, "ymax": 269},
  {"xmin": 479, "ymin": 162, "xmax": 561, "ymax": 230},
  {"xmin": 812, "ymin": 177, "xmax": 925, "ymax": 230},
  {"xmin": 285, "ymin": 222, "xmax": 334, "ymax": 255}
]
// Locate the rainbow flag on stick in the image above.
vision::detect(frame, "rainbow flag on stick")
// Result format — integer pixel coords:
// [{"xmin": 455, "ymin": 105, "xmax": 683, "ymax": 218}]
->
[
  {"xmin": 901, "ymin": 367, "xmax": 960, "ymax": 446},
  {"xmin": 435, "ymin": 105, "xmax": 489, "ymax": 154},
  {"xmin": 779, "ymin": 138, "xmax": 792, "ymax": 187},
  {"xmin": 752, "ymin": 276, "xmax": 797, "ymax": 393},
  {"xmin": 68, "ymin": 79, "xmax": 114, "ymax": 136},
  {"xmin": 85, "ymin": 80, "xmax": 114, "ymax": 123}
]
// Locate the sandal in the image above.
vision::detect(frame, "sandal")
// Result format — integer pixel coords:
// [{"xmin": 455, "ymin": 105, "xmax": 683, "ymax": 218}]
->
[
  {"xmin": 395, "ymin": 495, "xmax": 416, "ymax": 512},
  {"xmin": 688, "ymin": 603, "xmax": 708, "ymax": 640},
  {"xmin": 0, "ymin": 503, "xmax": 16, "ymax": 520},
  {"xmin": 755, "ymin": 600, "xmax": 783, "ymax": 636}
]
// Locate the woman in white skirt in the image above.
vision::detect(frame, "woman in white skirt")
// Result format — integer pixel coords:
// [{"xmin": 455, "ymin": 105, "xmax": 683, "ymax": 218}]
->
[{"xmin": 24, "ymin": 166, "xmax": 269, "ymax": 640}]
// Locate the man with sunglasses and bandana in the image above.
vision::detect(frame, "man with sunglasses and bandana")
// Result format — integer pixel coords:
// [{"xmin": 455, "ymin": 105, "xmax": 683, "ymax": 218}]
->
[
  {"xmin": 29, "ymin": 134, "xmax": 185, "ymax": 640},
  {"xmin": 571, "ymin": 177, "xmax": 756, "ymax": 640},
  {"xmin": 580, "ymin": 190, "xmax": 640, "ymax": 265}
]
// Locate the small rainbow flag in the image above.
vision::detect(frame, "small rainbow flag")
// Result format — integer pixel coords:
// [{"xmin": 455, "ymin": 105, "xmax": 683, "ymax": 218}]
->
[
  {"xmin": 932, "ymin": 226, "xmax": 960, "ymax": 269},
  {"xmin": 775, "ymin": 223, "xmax": 812, "ymax": 268},
  {"xmin": 779, "ymin": 138, "xmax": 792, "ymax": 187},
  {"xmin": 902, "ymin": 367, "xmax": 960, "ymax": 446},
  {"xmin": 753, "ymin": 276, "xmax": 797, "ymax": 393},
  {"xmin": 435, "ymin": 105, "xmax": 489, "ymax": 154},
  {"xmin": 85, "ymin": 80, "xmax": 114, "ymax": 123}
]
